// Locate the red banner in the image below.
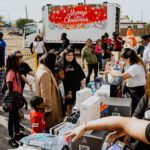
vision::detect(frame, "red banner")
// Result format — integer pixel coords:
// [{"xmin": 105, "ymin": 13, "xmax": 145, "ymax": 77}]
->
[{"xmin": 48, "ymin": 4, "xmax": 107, "ymax": 30}]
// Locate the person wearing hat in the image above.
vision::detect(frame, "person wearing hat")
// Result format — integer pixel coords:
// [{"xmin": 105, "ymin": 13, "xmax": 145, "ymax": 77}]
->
[{"xmin": 0, "ymin": 32, "xmax": 6, "ymax": 97}]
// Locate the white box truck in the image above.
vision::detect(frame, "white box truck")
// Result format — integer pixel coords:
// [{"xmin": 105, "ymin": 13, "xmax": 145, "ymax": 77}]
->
[{"xmin": 24, "ymin": 2, "xmax": 120, "ymax": 51}]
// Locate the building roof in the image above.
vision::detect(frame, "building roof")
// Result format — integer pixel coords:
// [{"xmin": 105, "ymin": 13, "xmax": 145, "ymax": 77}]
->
[{"xmin": 120, "ymin": 22, "xmax": 147, "ymax": 24}]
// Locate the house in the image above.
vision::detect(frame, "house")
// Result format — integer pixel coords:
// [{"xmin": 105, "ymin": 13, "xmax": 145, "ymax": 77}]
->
[
  {"xmin": 120, "ymin": 15, "xmax": 146, "ymax": 29},
  {"xmin": 120, "ymin": 16, "xmax": 148, "ymax": 36}
]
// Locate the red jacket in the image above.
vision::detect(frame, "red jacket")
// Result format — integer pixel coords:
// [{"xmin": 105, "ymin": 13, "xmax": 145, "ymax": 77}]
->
[
  {"xmin": 95, "ymin": 45, "xmax": 102, "ymax": 55},
  {"xmin": 30, "ymin": 110, "xmax": 45, "ymax": 134}
]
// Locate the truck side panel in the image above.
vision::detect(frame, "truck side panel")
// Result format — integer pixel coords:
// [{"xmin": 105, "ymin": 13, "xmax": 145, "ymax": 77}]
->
[{"xmin": 43, "ymin": 3, "xmax": 120, "ymax": 44}]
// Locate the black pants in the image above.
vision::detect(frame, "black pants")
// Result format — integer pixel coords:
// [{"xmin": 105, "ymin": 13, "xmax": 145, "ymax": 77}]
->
[
  {"xmin": 37, "ymin": 53, "xmax": 44, "ymax": 66},
  {"xmin": 8, "ymin": 107, "xmax": 20, "ymax": 138},
  {"xmin": 127, "ymin": 85, "xmax": 145, "ymax": 115},
  {"xmin": 86, "ymin": 63, "xmax": 98, "ymax": 85}
]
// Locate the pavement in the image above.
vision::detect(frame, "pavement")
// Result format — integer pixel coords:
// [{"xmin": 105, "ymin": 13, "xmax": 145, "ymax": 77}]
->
[{"xmin": 0, "ymin": 77, "xmax": 35, "ymax": 150}]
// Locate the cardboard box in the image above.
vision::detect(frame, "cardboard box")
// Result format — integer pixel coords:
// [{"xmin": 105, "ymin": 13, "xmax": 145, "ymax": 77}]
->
[
  {"xmin": 49, "ymin": 122, "xmax": 75, "ymax": 135},
  {"xmin": 80, "ymin": 96, "xmax": 100, "ymax": 124},
  {"xmin": 71, "ymin": 130, "xmax": 108, "ymax": 150},
  {"xmin": 96, "ymin": 85, "xmax": 110, "ymax": 97},
  {"xmin": 105, "ymin": 97, "xmax": 132, "ymax": 117},
  {"xmin": 76, "ymin": 88, "xmax": 92, "ymax": 110}
]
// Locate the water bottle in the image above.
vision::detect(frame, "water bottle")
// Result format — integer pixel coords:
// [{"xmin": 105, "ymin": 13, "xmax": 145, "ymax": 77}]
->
[{"xmin": 95, "ymin": 77, "xmax": 101, "ymax": 89}]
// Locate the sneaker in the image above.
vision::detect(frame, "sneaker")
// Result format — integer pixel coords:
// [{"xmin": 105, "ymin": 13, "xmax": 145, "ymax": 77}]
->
[
  {"xmin": 14, "ymin": 132, "xmax": 27, "ymax": 141},
  {"xmin": 8, "ymin": 138, "xmax": 19, "ymax": 148}
]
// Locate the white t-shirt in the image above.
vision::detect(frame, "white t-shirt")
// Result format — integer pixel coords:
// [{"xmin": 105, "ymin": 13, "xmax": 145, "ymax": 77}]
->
[
  {"xmin": 126, "ymin": 64, "xmax": 146, "ymax": 87},
  {"xmin": 143, "ymin": 42, "xmax": 150, "ymax": 65},
  {"xmin": 33, "ymin": 41, "xmax": 44, "ymax": 54}
]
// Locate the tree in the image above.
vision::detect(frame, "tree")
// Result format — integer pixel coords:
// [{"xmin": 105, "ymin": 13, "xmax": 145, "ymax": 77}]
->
[
  {"xmin": 0, "ymin": 15, "xmax": 3, "ymax": 22},
  {"xmin": 16, "ymin": 18, "xmax": 34, "ymax": 33},
  {"xmin": 0, "ymin": 15, "xmax": 4, "ymax": 23},
  {"xmin": 0, "ymin": 15, "xmax": 5, "ymax": 27}
]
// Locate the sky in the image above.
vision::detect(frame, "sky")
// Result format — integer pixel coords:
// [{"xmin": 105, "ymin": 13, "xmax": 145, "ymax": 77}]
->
[{"xmin": 0, "ymin": 0, "xmax": 149, "ymax": 23}]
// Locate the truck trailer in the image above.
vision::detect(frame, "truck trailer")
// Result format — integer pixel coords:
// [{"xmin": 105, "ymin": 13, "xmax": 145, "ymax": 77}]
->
[{"xmin": 24, "ymin": 2, "xmax": 120, "ymax": 51}]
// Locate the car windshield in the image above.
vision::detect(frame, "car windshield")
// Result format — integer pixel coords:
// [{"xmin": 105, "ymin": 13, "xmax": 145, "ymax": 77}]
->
[{"xmin": 24, "ymin": 24, "xmax": 37, "ymax": 36}]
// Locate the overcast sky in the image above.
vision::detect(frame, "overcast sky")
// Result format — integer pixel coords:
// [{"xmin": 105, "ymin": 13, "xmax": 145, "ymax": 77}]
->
[{"xmin": 0, "ymin": 0, "xmax": 149, "ymax": 22}]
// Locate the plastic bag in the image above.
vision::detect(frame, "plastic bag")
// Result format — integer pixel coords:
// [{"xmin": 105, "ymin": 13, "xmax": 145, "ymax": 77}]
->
[{"xmin": 20, "ymin": 133, "xmax": 69, "ymax": 150}]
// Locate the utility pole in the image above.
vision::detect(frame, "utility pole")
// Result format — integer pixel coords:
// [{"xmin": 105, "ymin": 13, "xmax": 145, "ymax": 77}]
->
[
  {"xmin": 25, "ymin": 5, "xmax": 28, "ymax": 19},
  {"xmin": 84, "ymin": 0, "xmax": 86, "ymax": 4},
  {"xmin": 141, "ymin": 10, "xmax": 143, "ymax": 22},
  {"xmin": 8, "ymin": 13, "xmax": 11, "ymax": 29}
]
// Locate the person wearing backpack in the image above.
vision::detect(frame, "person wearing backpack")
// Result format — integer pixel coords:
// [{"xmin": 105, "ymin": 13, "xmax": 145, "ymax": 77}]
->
[{"xmin": 0, "ymin": 32, "xmax": 6, "ymax": 97}]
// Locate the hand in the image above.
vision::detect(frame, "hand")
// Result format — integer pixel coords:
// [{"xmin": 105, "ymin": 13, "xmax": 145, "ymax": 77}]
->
[
  {"xmin": 123, "ymin": 134, "xmax": 130, "ymax": 143},
  {"xmin": 55, "ymin": 51, "xmax": 59, "ymax": 55},
  {"xmin": 105, "ymin": 130, "xmax": 126, "ymax": 147},
  {"xmin": 65, "ymin": 91, "xmax": 73, "ymax": 99},
  {"xmin": 65, "ymin": 124, "xmax": 86, "ymax": 142}
]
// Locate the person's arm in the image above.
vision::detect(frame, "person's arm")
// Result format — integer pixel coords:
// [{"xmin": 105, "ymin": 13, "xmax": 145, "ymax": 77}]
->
[
  {"xmin": 6, "ymin": 71, "xmax": 14, "ymax": 95},
  {"xmin": 42, "ymin": 45, "xmax": 47, "ymax": 53},
  {"xmin": 28, "ymin": 70, "xmax": 35, "ymax": 77},
  {"xmin": 109, "ymin": 70, "xmax": 132, "ymax": 80},
  {"xmin": 80, "ymin": 79, "xmax": 85, "ymax": 89},
  {"xmin": 6, "ymin": 81, "xmax": 13, "ymax": 94},
  {"xmin": 66, "ymin": 116, "xmax": 150, "ymax": 144},
  {"xmin": 77, "ymin": 64, "xmax": 86, "ymax": 89},
  {"xmin": 143, "ymin": 47, "xmax": 149, "ymax": 65},
  {"xmin": 21, "ymin": 75, "xmax": 32, "ymax": 91},
  {"xmin": 81, "ymin": 48, "xmax": 85, "ymax": 68},
  {"xmin": 117, "ymin": 36, "xmax": 123, "ymax": 43}
]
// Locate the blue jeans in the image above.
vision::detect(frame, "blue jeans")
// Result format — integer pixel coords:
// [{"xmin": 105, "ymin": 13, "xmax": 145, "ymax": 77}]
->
[
  {"xmin": 0, "ymin": 69, "xmax": 5, "ymax": 96},
  {"xmin": 96, "ymin": 54, "xmax": 102, "ymax": 71}
]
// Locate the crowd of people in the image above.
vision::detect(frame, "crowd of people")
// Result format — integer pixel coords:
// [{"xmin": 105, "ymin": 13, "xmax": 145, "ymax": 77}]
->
[{"xmin": 0, "ymin": 31, "xmax": 150, "ymax": 149}]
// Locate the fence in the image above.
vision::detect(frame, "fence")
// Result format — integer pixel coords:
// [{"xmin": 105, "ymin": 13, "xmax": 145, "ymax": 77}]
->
[
  {"xmin": 0, "ymin": 52, "xmax": 38, "ymax": 71},
  {"xmin": 120, "ymin": 28, "xmax": 150, "ymax": 36}
]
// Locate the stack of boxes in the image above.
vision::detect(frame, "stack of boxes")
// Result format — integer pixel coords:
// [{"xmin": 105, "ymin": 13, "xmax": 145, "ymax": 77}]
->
[
  {"xmin": 80, "ymin": 96, "xmax": 101, "ymax": 124},
  {"xmin": 71, "ymin": 84, "xmax": 132, "ymax": 150}
]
